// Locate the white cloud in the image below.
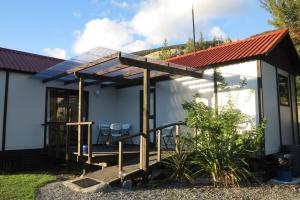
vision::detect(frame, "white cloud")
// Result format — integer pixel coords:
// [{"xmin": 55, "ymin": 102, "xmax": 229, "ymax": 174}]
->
[
  {"xmin": 43, "ymin": 48, "xmax": 67, "ymax": 59},
  {"xmin": 123, "ymin": 40, "xmax": 150, "ymax": 52},
  {"xmin": 72, "ymin": 18, "xmax": 134, "ymax": 54},
  {"xmin": 130, "ymin": 0, "xmax": 247, "ymax": 44},
  {"xmin": 111, "ymin": 0, "xmax": 129, "ymax": 8},
  {"xmin": 72, "ymin": 11, "xmax": 81, "ymax": 17},
  {"xmin": 72, "ymin": 0, "xmax": 247, "ymax": 54},
  {"xmin": 210, "ymin": 26, "xmax": 227, "ymax": 39}
]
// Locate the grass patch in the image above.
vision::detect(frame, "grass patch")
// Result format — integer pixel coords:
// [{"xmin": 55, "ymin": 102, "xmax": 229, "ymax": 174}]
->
[{"xmin": 0, "ymin": 173, "xmax": 56, "ymax": 200}]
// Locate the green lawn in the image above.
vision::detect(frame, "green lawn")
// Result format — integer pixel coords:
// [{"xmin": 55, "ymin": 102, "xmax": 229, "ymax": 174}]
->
[{"xmin": 0, "ymin": 173, "xmax": 56, "ymax": 200}]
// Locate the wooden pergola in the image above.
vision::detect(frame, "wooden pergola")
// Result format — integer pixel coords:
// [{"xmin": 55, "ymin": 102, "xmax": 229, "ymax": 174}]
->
[{"xmin": 35, "ymin": 47, "xmax": 203, "ymax": 174}]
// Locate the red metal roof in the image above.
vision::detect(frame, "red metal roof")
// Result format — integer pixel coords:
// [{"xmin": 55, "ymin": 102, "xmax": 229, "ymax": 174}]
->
[
  {"xmin": 167, "ymin": 29, "xmax": 289, "ymax": 68},
  {"xmin": 0, "ymin": 29, "xmax": 292, "ymax": 74},
  {"xmin": 0, "ymin": 47, "xmax": 63, "ymax": 73}
]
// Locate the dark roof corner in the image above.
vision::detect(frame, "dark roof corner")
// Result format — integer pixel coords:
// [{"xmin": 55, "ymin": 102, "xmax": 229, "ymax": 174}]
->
[{"xmin": 0, "ymin": 47, "xmax": 63, "ymax": 73}]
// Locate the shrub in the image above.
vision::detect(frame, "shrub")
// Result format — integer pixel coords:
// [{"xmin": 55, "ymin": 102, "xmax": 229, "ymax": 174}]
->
[
  {"xmin": 164, "ymin": 95, "xmax": 265, "ymax": 186},
  {"xmin": 183, "ymin": 96, "xmax": 265, "ymax": 186}
]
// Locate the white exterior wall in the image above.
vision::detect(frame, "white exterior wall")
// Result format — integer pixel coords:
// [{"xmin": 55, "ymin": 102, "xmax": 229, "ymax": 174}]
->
[
  {"xmin": 0, "ymin": 71, "xmax": 6, "ymax": 150},
  {"xmin": 261, "ymin": 61, "xmax": 297, "ymax": 155},
  {"xmin": 261, "ymin": 61, "xmax": 281, "ymax": 155},
  {"xmin": 88, "ymin": 86, "xmax": 117, "ymax": 143},
  {"xmin": 216, "ymin": 61, "xmax": 259, "ymax": 124},
  {"xmin": 278, "ymin": 68, "xmax": 294, "ymax": 145},
  {"xmin": 114, "ymin": 85, "xmax": 143, "ymax": 143},
  {"xmin": 4, "ymin": 59, "xmax": 289, "ymax": 155},
  {"xmin": 113, "ymin": 61, "xmax": 258, "ymax": 144},
  {"xmin": 5, "ymin": 72, "xmax": 46, "ymax": 150},
  {"xmin": 3, "ymin": 72, "xmax": 117, "ymax": 150}
]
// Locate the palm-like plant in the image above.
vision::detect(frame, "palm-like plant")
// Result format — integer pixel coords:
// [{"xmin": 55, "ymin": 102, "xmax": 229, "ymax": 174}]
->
[
  {"xmin": 163, "ymin": 139, "xmax": 194, "ymax": 182},
  {"xmin": 164, "ymin": 96, "xmax": 265, "ymax": 186}
]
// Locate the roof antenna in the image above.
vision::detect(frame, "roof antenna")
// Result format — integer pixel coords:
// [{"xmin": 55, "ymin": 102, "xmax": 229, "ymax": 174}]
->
[{"xmin": 192, "ymin": 4, "xmax": 196, "ymax": 55}]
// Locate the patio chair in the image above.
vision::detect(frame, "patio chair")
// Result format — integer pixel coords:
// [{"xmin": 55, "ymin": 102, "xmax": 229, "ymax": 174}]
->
[
  {"xmin": 110, "ymin": 123, "xmax": 122, "ymax": 142},
  {"xmin": 161, "ymin": 123, "xmax": 175, "ymax": 149},
  {"xmin": 96, "ymin": 123, "xmax": 110, "ymax": 144},
  {"xmin": 122, "ymin": 123, "xmax": 133, "ymax": 144}
]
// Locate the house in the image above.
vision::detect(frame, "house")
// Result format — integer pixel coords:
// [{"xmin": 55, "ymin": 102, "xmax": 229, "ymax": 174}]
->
[{"xmin": 0, "ymin": 29, "xmax": 299, "ymax": 169}]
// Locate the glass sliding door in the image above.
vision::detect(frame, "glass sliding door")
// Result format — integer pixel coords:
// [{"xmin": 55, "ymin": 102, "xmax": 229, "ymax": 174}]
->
[{"xmin": 48, "ymin": 88, "xmax": 88, "ymax": 147}]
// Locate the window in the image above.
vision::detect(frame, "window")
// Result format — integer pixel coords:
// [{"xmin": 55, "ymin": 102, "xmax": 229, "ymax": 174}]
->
[{"xmin": 278, "ymin": 74, "xmax": 290, "ymax": 106}]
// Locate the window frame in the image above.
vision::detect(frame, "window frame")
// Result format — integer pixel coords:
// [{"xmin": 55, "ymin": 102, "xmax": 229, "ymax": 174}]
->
[{"xmin": 278, "ymin": 74, "xmax": 290, "ymax": 107}]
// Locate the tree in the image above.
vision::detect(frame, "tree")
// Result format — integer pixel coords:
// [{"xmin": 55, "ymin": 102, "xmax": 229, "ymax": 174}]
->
[
  {"xmin": 261, "ymin": 0, "xmax": 300, "ymax": 103},
  {"xmin": 184, "ymin": 38, "xmax": 195, "ymax": 53},
  {"xmin": 197, "ymin": 32, "xmax": 205, "ymax": 50},
  {"xmin": 260, "ymin": 0, "xmax": 300, "ymax": 54},
  {"xmin": 158, "ymin": 39, "xmax": 176, "ymax": 60}
]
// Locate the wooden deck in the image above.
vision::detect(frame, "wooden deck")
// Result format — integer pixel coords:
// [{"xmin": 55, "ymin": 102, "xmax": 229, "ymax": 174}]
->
[
  {"xmin": 85, "ymin": 150, "xmax": 171, "ymax": 185},
  {"xmin": 71, "ymin": 144, "xmax": 159, "ymax": 166},
  {"xmin": 73, "ymin": 145, "xmax": 145, "ymax": 156}
]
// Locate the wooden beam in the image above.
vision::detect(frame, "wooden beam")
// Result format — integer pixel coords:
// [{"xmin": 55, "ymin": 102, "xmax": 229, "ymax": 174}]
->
[
  {"xmin": 64, "ymin": 79, "xmax": 79, "ymax": 85},
  {"xmin": 102, "ymin": 72, "xmax": 169, "ymax": 88},
  {"xmin": 82, "ymin": 70, "xmax": 143, "ymax": 87},
  {"xmin": 95, "ymin": 64, "xmax": 128, "ymax": 76},
  {"xmin": 43, "ymin": 52, "xmax": 119, "ymax": 83},
  {"xmin": 140, "ymin": 68, "xmax": 150, "ymax": 174},
  {"xmin": 121, "ymin": 69, "xmax": 144, "ymax": 78},
  {"xmin": 76, "ymin": 72, "xmax": 138, "ymax": 85},
  {"xmin": 119, "ymin": 56, "xmax": 203, "ymax": 78}
]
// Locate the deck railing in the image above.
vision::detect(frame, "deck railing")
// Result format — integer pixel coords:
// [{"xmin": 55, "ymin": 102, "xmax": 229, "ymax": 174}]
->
[
  {"xmin": 42, "ymin": 121, "xmax": 69, "ymax": 158},
  {"xmin": 43, "ymin": 120, "xmax": 186, "ymax": 175},
  {"xmin": 114, "ymin": 121, "xmax": 186, "ymax": 178},
  {"xmin": 66, "ymin": 121, "xmax": 94, "ymax": 164},
  {"xmin": 43, "ymin": 121, "xmax": 94, "ymax": 164}
]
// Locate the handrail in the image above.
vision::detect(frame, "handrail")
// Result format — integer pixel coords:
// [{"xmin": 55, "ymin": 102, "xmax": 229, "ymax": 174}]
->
[
  {"xmin": 66, "ymin": 121, "xmax": 94, "ymax": 126},
  {"xmin": 114, "ymin": 121, "xmax": 186, "ymax": 143},
  {"xmin": 117, "ymin": 121, "xmax": 186, "ymax": 178},
  {"xmin": 42, "ymin": 121, "xmax": 68, "ymax": 126},
  {"xmin": 150, "ymin": 121, "xmax": 185, "ymax": 132},
  {"xmin": 114, "ymin": 132, "xmax": 142, "ymax": 143},
  {"xmin": 42, "ymin": 121, "xmax": 95, "ymax": 126}
]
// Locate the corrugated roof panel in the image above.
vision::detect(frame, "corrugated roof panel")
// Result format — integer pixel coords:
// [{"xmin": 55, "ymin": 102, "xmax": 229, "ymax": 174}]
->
[
  {"xmin": 0, "ymin": 47, "xmax": 63, "ymax": 73},
  {"xmin": 168, "ymin": 29, "xmax": 289, "ymax": 68}
]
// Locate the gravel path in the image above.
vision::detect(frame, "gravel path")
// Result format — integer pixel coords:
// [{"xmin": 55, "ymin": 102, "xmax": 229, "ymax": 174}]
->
[{"xmin": 37, "ymin": 181, "xmax": 300, "ymax": 200}]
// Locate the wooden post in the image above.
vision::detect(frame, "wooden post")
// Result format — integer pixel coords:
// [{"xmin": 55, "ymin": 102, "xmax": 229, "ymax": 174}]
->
[
  {"xmin": 77, "ymin": 77, "xmax": 84, "ymax": 161},
  {"xmin": 140, "ymin": 68, "xmax": 150, "ymax": 173},
  {"xmin": 157, "ymin": 129, "xmax": 161, "ymax": 162},
  {"xmin": 65, "ymin": 125, "xmax": 70, "ymax": 161},
  {"xmin": 87, "ymin": 124, "xmax": 92, "ymax": 164},
  {"xmin": 118, "ymin": 140, "xmax": 123, "ymax": 178},
  {"xmin": 55, "ymin": 124, "xmax": 60, "ymax": 158},
  {"xmin": 175, "ymin": 125, "xmax": 180, "ymax": 153}
]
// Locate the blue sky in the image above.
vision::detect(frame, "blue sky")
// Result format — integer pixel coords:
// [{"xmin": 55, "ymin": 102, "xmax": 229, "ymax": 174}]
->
[{"xmin": 0, "ymin": 0, "xmax": 273, "ymax": 59}]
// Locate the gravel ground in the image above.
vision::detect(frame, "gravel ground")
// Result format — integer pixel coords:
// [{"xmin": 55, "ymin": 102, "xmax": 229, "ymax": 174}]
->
[{"xmin": 37, "ymin": 181, "xmax": 300, "ymax": 200}]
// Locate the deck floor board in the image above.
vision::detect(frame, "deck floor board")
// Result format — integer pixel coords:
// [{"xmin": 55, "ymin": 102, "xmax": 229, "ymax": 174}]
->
[{"xmin": 85, "ymin": 151, "xmax": 171, "ymax": 184}]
